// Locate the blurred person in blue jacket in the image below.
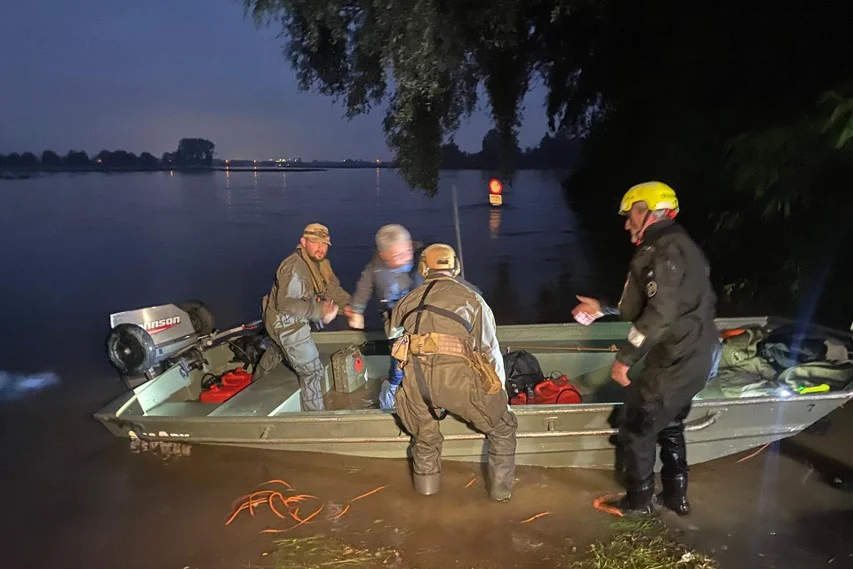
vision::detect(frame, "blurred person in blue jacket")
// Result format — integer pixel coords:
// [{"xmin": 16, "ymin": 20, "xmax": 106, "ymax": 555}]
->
[{"xmin": 346, "ymin": 224, "xmax": 423, "ymax": 409}]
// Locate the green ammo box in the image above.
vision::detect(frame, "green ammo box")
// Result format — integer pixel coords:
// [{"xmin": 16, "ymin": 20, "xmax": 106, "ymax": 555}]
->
[{"xmin": 330, "ymin": 345, "xmax": 368, "ymax": 393}]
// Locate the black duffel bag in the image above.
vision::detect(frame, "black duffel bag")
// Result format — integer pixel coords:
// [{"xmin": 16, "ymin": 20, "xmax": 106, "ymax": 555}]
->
[{"xmin": 503, "ymin": 350, "xmax": 545, "ymax": 398}]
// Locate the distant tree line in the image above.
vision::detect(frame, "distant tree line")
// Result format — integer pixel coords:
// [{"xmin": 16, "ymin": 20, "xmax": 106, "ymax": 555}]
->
[
  {"xmin": 440, "ymin": 129, "xmax": 581, "ymax": 170},
  {"xmin": 0, "ymin": 138, "xmax": 215, "ymax": 171}
]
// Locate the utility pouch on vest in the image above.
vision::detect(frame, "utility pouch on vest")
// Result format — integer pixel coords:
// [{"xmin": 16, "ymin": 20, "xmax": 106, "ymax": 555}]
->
[
  {"xmin": 468, "ymin": 350, "xmax": 502, "ymax": 395},
  {"xmin": 391, "ymin": 334, "xmax": 411, "ymax": 366}
]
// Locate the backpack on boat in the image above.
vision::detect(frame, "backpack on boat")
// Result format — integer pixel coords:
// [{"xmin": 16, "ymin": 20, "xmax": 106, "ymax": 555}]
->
[{"xmin": 502, "ymin": 350, "xmax": 545, "ymax": 398}]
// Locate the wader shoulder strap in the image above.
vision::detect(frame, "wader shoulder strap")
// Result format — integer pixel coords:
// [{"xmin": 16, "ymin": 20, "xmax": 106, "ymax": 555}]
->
[
  {"xmin": 413, "ymin": 280, "xmax": 438, "ymax": 334},
  {"xmin": 405, "ymin": 280, "xmax": 448, "ymax": 421},
  {"xmin": 402, "ymin": 280, "xmax": 474, "ymax": 334}
]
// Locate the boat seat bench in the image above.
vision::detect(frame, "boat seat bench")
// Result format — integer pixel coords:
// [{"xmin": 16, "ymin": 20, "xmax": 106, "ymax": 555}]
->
[{"xmin": 206, "ymin": 368, "xmax": 302, "ymax": 417}]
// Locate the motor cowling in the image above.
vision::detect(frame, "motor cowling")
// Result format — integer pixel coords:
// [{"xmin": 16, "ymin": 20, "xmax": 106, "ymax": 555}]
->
[{"xmin": 106, "ymin": 300, "xmax": 214, "ymax": 381}]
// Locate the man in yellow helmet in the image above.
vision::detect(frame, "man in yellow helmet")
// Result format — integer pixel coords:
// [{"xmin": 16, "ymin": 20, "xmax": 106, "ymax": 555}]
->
[
  {"xmin": 388, "ymin": 244, "xmax": 517, "ymax": 501},
  {"xmin": 572, "ymin": 181, "xmax": 718, "ymax": 516}
]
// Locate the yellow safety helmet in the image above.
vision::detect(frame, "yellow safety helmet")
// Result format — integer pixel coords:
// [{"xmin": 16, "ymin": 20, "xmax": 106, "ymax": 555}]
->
[
  {"xmin": 618, "ymin": 181, "xmax": 680, "ymax": 216},
  {"xmin": 418, "ymin": 243, "xmax": 460, "ymax": 277}
]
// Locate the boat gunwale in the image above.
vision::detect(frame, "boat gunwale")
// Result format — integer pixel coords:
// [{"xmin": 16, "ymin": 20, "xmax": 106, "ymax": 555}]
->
[{"xmin": 95, "ymin": 389, "xmax": 853, "ymax": 425}]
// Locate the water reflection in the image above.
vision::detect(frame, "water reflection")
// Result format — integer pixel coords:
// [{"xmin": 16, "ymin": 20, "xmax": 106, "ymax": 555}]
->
[
  {"xmin": 489, "ymin": 208, "xmax": 502, "ymax": 239},
  {"xmin": 250, "ymin": 172, "xmax": 261, "ymax": 218},
  {"xmin": 225, "ymin": 174, "xmax": 233, "ymax": 212},
  {"xmin": 488, "ymin": 262, "xmax": 522, "ymax": 324}
]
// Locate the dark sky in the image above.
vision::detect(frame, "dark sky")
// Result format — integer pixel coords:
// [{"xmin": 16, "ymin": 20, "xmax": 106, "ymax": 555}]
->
[{"xmin": 0, "ymin": 1, "xmax": 551, "ymax": 161}]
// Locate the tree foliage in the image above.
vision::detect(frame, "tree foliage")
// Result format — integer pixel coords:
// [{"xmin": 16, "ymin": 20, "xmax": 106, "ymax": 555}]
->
[
  {"xmin": 243, "ymin": 0, "xmax": 561, "ymax": 194},
  {"xmin": 439, "ymin": 128, "xmax": 581, "ymax": 170},
  {"xmin": 40, "ymin": 150, "xmax": 61, "ymax": 167},
  {"xmin": 0, "ymin": 139, "xmax": 216, "ymax": 171},
  {"xmin": 174, "ymin": 138, "xmax": 215, "ymax": 167},
  {"xmin": 556, "ymin": 1, "xmax": 853, "ymax": 323}
]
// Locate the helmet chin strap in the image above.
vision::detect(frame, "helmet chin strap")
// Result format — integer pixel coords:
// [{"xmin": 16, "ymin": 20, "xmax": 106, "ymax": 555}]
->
[{"xmin": 632, "ymin": 209, "xmax": 664, "ymax": 245}]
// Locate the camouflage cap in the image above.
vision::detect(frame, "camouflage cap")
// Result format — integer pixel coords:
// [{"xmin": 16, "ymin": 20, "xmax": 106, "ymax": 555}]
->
[{"xmin": 302, "ymin": 223, "xmax": 332, "ymax": 245}]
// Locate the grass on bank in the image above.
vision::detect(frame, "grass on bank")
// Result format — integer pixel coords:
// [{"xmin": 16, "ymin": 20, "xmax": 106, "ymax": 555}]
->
[
  {"xmin": 249, "ymin": 517, "xmax": 718, "ymax": 569},
  {"xmin": 572, "ymin": 517, "xmax": 718, "ymax": 569}
]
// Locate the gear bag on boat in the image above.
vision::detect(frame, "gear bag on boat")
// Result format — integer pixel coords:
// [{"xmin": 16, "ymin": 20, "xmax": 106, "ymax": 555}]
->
[
  {"xmin": 503, "ymin": 350, "xmax": 544, "ymax": 398},
  {"xmin": 503, "ymin": 350, "xmax": 583, "ymax": 405},
  {"xmin": 713, "ymin": 323, "xmax": 853, "ymax": 397}
]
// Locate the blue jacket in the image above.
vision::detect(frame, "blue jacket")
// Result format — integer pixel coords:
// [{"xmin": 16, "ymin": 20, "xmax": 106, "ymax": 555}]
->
[{"xmin": 350, "ymin": 252, "xmax": 424, "ymax": 315}]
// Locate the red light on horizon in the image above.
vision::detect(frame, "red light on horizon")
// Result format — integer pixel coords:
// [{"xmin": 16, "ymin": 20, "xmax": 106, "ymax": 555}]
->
[{"xmin": 488, "ymin": 179, "xmax": 503, "ymax": 194}]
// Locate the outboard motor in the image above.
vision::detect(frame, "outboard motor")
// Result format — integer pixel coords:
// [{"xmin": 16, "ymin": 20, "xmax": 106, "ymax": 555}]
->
[{"xmin": 106, "ymin": 300, "xmax": 214, "ymax": 388}]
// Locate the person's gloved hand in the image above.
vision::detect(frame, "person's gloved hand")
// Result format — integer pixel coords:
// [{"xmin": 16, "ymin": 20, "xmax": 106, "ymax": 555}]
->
[{"xmin": 379, "ymin": 381, "xmax": 399, "ymax": 410}]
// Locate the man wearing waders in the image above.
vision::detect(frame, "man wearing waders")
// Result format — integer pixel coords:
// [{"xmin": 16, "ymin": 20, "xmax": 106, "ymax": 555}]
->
[
  {"xmin": 258, "ymin": 223, "xmax": 351, "ymax": 411},
  {"xmin": 389, "ymin": 244, "xmax": 517, "ymax": 501},
  {"xmin": 572, "ymin": 182, "xmax": 718, "ymax": 516}
]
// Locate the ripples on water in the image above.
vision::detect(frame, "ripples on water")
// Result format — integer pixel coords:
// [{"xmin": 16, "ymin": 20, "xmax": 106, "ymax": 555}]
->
[{"xmin": 0, "ymin": 168, "xmax": 604, "ymax": 385}]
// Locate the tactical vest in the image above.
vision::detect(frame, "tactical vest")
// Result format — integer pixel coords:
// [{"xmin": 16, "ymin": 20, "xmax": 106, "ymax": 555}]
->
[{"xmin": 391, "ymin": 279, "xmax": 502, "ymax": 418}]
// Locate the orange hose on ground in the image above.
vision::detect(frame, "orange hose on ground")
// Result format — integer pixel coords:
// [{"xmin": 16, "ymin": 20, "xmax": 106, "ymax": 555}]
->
[
  {"xmin": 520, "ymin": 512, "xmax": 551, "ymax": 523},
  {"xmin": 332, "ymin": 504, "xmax": 351, "ymax": 521},
  {"xmin": 593, "ymin": 494, "xmax": 625, "ymax": 517},
  {"xmin": 267, "ymin": 495, "xmax": 288, "ymax": 520},
  {"xmin": 736, "ymin": 443, "xmax": 770, "ymax": 463},
  {"xmin": 228, "ymin": 480, "xmax": 387, "ymax": 532},
  {"xmin": 261, "ymin": 505, "xmax": 325, "ymax": 534},
  {"xmin": 260, "ymin": 479, "xmax": 293, "ymax": 490},
  {"xmin": 350, "ymin": 485, "xmax": 387, "ymax": 502}
]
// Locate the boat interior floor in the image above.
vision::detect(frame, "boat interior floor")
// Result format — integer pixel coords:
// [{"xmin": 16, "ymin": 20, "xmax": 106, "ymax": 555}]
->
[
  {"xmin": 156, "ymin": 347, "xmax": 721, "ymax": 417},
  {"xmin": 145, "ymin": 329, "xmax": 851, "ymax": 418}
]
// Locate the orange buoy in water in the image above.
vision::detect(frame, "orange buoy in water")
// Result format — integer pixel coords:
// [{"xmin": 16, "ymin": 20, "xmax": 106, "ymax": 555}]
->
[{"xmin": 488, "ymin": 178, "xmax": 503, "ymax": 206}]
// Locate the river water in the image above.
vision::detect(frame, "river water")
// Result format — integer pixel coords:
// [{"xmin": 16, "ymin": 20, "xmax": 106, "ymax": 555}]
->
[
  {"xmin": 0, "ymin": 168, "xmax": 600, "ymax": 383},
  {"xmin": 2, "ymin": 169, "xmax": 850, "ymax": 569}
]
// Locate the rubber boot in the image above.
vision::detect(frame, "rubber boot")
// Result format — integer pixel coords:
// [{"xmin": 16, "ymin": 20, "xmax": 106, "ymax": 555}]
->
[
  {"xmin": 487, "ymin": 453, "xmax": 515, "ymax": 502},
  {"xmin": 252, "ymin": 346, "xmax": 283, "ymax": 382},
  {"xmin": 413, "ymin": 473, "xmax": 441, "ymax": 496},
  {"xmin": 658, "ymin": 424, "xmax": 690, "ymax": 515},
  {"xmin": 607, "ymin": 478, "xmax": 656, "ymax": 515},
  {"xmin": 659, "ymin": 474, "xmax": 690, "ymax": 516}
]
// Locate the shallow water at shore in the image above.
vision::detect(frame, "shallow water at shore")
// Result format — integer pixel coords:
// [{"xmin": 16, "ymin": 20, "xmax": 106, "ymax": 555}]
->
[{"xmin": 4, "ymin": 398, "xmax": 852, "ymax": 569}]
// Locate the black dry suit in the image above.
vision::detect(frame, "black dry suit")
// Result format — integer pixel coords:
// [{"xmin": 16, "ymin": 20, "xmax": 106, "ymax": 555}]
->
[{"xmin": 612, "ymin": 219, "xmax": 719, "ymax": 514}]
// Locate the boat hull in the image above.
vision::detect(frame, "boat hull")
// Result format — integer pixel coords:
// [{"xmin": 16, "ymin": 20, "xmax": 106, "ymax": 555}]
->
[
  {"xmin": 95, "ymin": 392, "xmax": 851, "ymax": 469},
  {"xmin": 94, "ymin": 317, "xmax": 853, "ymax": 468}
]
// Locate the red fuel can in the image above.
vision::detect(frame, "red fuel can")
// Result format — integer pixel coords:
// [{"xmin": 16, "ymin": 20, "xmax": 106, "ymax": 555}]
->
[
  {"xmin": 509, "ymin": 375, "xmax": 582, "ymax": 406},
  {"xmin": 200, "ymin": 368, "xmax": 253, "ymax": 403}
]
